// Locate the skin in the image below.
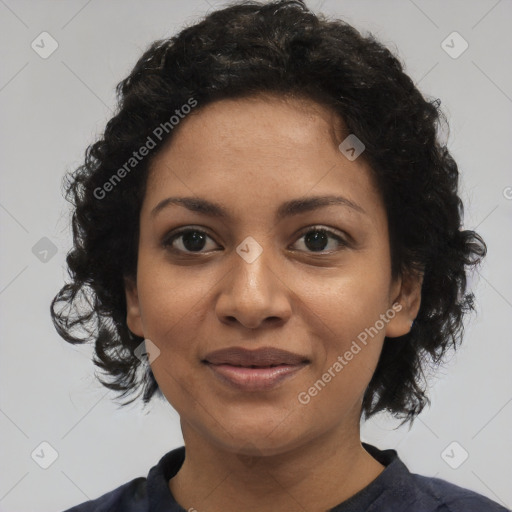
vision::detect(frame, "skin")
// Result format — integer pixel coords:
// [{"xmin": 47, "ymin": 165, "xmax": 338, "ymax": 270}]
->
[{"xmin": 125, "ymin": 93, "xmax": 423, "ymax": 512}]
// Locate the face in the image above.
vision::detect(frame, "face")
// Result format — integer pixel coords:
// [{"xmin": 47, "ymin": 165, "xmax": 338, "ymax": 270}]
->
[{"xmin": 125, "ymin": 93, "xmax": 421, "ymax": 456}]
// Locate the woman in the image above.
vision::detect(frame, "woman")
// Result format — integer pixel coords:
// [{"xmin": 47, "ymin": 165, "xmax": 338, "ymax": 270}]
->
[{"xmin": 51, "ymin": 1, "xmax": 506, "ymax": 510}]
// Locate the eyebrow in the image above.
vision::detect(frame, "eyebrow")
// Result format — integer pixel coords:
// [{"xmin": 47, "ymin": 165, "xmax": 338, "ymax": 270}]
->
[{"xmin": 150, "ymin": 195, "xmax": 366, "ymax": 220}]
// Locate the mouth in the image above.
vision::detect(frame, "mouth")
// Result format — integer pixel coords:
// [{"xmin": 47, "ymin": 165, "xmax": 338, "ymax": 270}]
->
[{"xmin": 202, "ymin": 346, "xmax": 310, "ymax": 392}]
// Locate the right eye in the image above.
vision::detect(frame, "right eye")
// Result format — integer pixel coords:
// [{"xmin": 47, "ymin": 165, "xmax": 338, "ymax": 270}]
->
[{"xmin": 162, "ymin": 228, "xmax": 221, "ymax": 255}]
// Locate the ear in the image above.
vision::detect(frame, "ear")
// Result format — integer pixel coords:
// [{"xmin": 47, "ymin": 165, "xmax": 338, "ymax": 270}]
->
[
  {"xmin": 124, "ymin": 276, "xmax": 144, "ymax": 338},
  {"xmin": 385, "ymin": 269, "xmax": 423, "ymax": 338}
]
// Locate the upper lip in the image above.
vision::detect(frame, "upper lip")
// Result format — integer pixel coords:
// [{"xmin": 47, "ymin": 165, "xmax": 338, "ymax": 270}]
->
[{"xmin": 203, "ymin": 347, "xmax": 310, "ymax": 367}]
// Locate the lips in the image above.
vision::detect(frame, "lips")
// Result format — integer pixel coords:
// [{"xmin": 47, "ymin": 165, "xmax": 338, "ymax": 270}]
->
[
  {"xmin": 203, "ymin": 346, "xmax": 309, "ymax": 367},
  {"xmin": 203, "ymin": 347, "xmax": 310, "ymax": 391}
]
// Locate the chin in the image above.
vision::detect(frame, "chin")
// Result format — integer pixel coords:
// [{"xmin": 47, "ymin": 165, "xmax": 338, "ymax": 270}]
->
[{"xmin": 213, "ymin": 418, "xmax": 309, "ymax": 456}]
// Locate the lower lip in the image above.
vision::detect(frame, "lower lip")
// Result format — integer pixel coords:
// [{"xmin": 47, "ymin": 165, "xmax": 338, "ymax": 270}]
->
[{"xmin": 205, "ymin": 363, "xmax": 307, "ymax": 391}]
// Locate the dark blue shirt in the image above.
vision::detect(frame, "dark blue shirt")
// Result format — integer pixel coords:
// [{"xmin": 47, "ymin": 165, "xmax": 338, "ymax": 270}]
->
[{"xmin": 63, "ymin": 443, "xmax": 509, "ymax": 511}]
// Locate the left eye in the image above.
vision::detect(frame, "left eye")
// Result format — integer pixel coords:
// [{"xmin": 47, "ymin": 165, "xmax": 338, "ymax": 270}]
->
[
  {"xmin": 163, "ymin": 226, "xmax": 348, "ymax": 255},
  {"xmin": 291, "ymin": 227, "xmax": 349, "ymax": 253}
]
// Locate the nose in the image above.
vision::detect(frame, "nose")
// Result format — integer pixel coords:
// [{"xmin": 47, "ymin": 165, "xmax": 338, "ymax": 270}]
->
[{"xmin": 214, "ymin": 245, "xmax": 293, "ymax": 330}]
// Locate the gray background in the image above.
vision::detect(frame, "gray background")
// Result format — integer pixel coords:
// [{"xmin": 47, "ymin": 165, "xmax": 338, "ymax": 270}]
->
[{"xmin": 1, "ymin": 1, "xmax": 511, "ymax": 511}]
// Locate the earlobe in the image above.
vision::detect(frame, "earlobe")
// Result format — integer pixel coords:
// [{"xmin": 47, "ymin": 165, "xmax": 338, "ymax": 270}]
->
[
  {"xmin": 124, "ymin": 276, "xmax": 144, "ymax": 337},
  {"xmin": 385, "ymin": 270, "xmax": 423, "ymax": 338}
]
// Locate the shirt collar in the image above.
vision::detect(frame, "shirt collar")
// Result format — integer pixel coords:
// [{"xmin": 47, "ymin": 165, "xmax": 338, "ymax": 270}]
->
[{"xmin": 145, "ymin": 442, "xmax": 411, "ymax": 512}]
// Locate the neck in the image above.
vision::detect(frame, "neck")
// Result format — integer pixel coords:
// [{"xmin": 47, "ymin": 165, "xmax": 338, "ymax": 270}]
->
[{"xmin": 168, "ymin": 420, "xmax": 385, "ymax": 512}]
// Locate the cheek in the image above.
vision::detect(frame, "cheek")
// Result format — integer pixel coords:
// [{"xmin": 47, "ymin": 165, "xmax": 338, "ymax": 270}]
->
[
  {"xmin": 294, "ymin": 285, "xmax": 387, "ymax": 424},
  {"xmin": 135, "ymin": 269, "xmax": 215, "ymax": 410},
  {"xmin": 295, "ymin": 263, "xmax": 391, "ymax": 394},
  {"xmin": 140, "ymin": 276, "xmax": 210, "ymax": 415},
  {"xmin": 303, "ymin": 268, "xmax": 392, "ymax": 344},
  {"xmin": 136, "ymin": 253, "xmax": 214, "ymax": 342}
]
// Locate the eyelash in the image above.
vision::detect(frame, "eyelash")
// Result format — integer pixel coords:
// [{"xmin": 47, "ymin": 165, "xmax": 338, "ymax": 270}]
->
[{"xmin": 162, "ymin": 225, "xmax": 349, "ymax": 255}]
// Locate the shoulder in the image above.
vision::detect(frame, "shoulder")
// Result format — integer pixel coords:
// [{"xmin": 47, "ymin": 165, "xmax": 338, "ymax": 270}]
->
[
  {"xmin": 59, "ymin": 445, "xmax": 185, "ymax": 512},
  {"xmin": 405, "ymin": 472, "xmax": 510, "ymax": 512},
  {"xmin": 61, "ymin": 477, "xmax": 148, "ymax": 512},
  {"xmin": 361, "ymin": 443, "xmax": 509, "ymax": 512}
]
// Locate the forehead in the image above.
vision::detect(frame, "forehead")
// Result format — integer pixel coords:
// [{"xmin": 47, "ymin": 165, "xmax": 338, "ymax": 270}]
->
[
  {"xmin": 143, "ymin": 94, "xmax": 384, "ymax": 225},
  {"xmin": 150, "ymin": 93, "xmax": 348, "ymax": 173}
]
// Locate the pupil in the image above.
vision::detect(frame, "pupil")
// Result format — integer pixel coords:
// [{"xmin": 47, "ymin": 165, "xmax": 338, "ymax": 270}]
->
[
  {"xmin": 305, "ymin": 230, "xmax": 327, "ymax": 251},
  {"xmin": 183, "ymin": 231, "xmax": 206, "ymax": 251}
]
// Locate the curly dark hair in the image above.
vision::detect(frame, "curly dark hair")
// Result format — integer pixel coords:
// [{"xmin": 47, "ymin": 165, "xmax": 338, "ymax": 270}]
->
[{"xmin": 51, "ymin": 0, "xmax": 486, "ymax": 427}]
